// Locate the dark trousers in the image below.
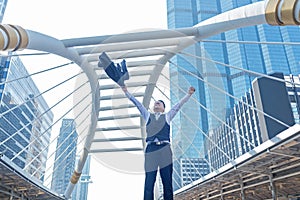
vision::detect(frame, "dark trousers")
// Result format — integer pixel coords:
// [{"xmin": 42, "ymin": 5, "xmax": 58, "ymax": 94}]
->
[{"xmin": 144, "ymin": 143, "xmax": 173, "ymax": 200}]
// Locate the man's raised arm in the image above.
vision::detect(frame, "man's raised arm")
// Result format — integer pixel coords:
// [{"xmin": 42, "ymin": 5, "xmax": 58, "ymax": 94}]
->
[
  {"xmin": 167, "ymin": 86, "xmax": 195, "ymax": 122},
  {"xmin": 121, "ymin": 85, "xmax": 149, "ymax": 121}
]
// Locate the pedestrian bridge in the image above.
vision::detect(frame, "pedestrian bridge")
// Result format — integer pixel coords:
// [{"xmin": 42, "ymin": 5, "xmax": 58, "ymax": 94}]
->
[{"xmin": 1, "ymin": 0, "xmax": 300, "ymax": 199}]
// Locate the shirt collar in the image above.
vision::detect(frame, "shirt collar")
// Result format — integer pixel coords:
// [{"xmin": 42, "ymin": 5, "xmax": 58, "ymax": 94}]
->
[
  {"xmin": 154, "ymin": 112, "xmax": 163, "ymax": 115},
  {"xmin": 154, "ymin": 112, "xmax": 163, "ymax": 120}
]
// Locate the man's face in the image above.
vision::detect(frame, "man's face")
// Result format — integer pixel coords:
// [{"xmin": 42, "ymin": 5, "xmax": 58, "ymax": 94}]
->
[{"xmin": 153, "ymin": 101, "xmax": 165, "ymax": 113}]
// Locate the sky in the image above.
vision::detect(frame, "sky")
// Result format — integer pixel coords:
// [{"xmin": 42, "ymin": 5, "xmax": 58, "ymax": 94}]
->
[{"xmin": 3, "ymin": 1, "xmax": 167, "ymax": 199}]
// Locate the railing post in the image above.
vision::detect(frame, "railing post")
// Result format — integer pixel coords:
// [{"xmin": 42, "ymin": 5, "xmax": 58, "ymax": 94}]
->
[
  {"xmin": 9, "ymin": 188, "xmax": 14, "ymax": 200},
  {"xmin": 239, "ymin": 175, "xmax": 245, "ymax": 200},
  {"xmin": 219, "ymin": 184, "xmax": 224, "ymax": 200},
  {"xmin": 269, "ymin": 172, "xmax": 277, "ymax": 200}
]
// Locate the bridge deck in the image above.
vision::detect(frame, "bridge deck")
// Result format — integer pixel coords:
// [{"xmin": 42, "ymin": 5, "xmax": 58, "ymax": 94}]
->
[
  {"xmin": 174, "ymin": 124, "xmax": 300, "ymax": 200},
  {"xmin": 0, "ymin": 156, "xmax": 63, "ymax": 200}
]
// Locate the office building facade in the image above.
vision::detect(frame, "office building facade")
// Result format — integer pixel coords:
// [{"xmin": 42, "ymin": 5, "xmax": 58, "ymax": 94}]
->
[
  {"xmin": 0, "ymin": 55, "xmax": 53, "ymax": 181},
  {"xmin": 180, "ymin": 158, "xmax": 209, "ymax": 187},
  {"xmin": 0, "ymin": 0, "xmax": 8, "ymax": 22},
  {"xmin": 72, "ymin": 155, "xmax": 92, "ymax": 200},
  {"xmin": 51, "ymin": 118, "xmax": 78, "ymax": 195},
  {"xmin": 285, "ymin": 75, "xmax": 300, "ymax": 124},
  {"xmin": 206, "ymin": 73, "xmax": 297, "ymax": 169},
  {"xmin": 167, "ymin": 0, "xmax": 300, "ymax": 189},
  {"xmin": 206, "ymin": 90, "xmax": 261, "ymax": 170}
]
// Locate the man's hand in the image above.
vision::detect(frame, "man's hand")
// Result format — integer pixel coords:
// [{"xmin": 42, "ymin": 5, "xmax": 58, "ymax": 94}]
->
[
  {"xmin": 188, "ymin": 86, "xmax": 195, "ymax": 95},
  {"xmin": 121, "ymin": 85, "xmax": 127, "ymax": 93}
]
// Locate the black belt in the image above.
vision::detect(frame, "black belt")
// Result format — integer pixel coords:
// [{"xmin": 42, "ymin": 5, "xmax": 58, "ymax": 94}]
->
[{"xmin": 147, "ymin": 140, "xmax": 170, "ymax": 145}]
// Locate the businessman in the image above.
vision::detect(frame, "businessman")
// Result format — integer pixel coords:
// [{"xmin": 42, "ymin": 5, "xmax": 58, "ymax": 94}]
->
[{"xmin": 121, "ymin": 85, "xmax": 195, "ymax": 200}]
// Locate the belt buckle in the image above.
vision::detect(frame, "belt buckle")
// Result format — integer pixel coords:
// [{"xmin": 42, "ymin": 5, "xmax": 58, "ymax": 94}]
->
[{"xmin": 156, "ymin": 141, "xmax": 162, "ymax": 145}]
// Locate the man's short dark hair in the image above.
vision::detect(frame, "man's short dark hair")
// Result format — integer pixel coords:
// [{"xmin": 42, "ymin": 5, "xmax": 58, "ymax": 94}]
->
[{"xmin": 158, "ymin": 100, "xmax": 165, "ymax": 108}]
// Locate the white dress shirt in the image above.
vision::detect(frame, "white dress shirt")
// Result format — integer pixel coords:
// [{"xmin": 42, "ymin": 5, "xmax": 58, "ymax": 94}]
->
[{"xmin": 125, "ymin": 91, "xmax": 192, "ymax": 125}]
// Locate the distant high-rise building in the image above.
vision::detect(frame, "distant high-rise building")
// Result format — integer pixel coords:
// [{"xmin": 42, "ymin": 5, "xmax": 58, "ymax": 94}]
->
[
  {"xmin": 0, "ymin": 0, "xmax": 8, "ymax": 22},
  {"xmin": 179, "ymin": 158, "xmax": 209, "ymax": 187},
  {"xmin": 51, "ymin": 119, "xmax": 78, "ymax": 194},
  {"xmin": 72, "ymin": 155, "xmax": 92, "ymax": 200},
  {"xmin": 285, "ymin": 74, "xmax": 300, "ymax": 124},
  {"xmin": 0, "ymin": 55, "xmax": 53, "ymax": 182},
  {"xmin": 252, "ymin": 73, "xmax": 295, "ymax": 141},
  {"xmin": 206, "ymin": 73, "xmax": 297, "ymax": 169},
  {"xmin": 0, "ymin": 0, "xmax": 53, "ymax": 183},
  {"xmin": 0, "ymin": 0, "xmax": 9, "ymax": 97},
  {"xmin": 167, "ymin": 0, "xmax": 300, "ymax": 189}
]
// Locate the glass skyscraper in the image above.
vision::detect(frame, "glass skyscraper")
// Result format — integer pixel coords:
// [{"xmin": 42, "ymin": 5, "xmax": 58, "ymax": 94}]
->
[
  {"xmin": 0, "ymin": 55, "xmax": 53, "ymax": 182},
  {"xmin": 0, "ymin": 0, "xmax": 8, "ymax": 22},
  {"xmin": 72, "ymin": 155, "xmax": 92, "ymax": 200},
  {"xmin": 0, "ymin": 1, "xmax": 53, "ymax": 183},
  {"xmin": 167, "ymin": 0, "xmax": 300, "ymax": 190},
  {"xmin": 207, "ymin": 72, "xmax": 298, "ymax": 169},
  {"xmin": 51, "ymin": 118, "xmax": 78, "ymax": 195}
]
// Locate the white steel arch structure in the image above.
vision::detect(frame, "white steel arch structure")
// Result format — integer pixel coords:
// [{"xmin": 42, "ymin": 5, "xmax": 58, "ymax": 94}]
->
[{"xmin": 0, "ymin": 0, "xmax": 300, "ymax": 199}]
